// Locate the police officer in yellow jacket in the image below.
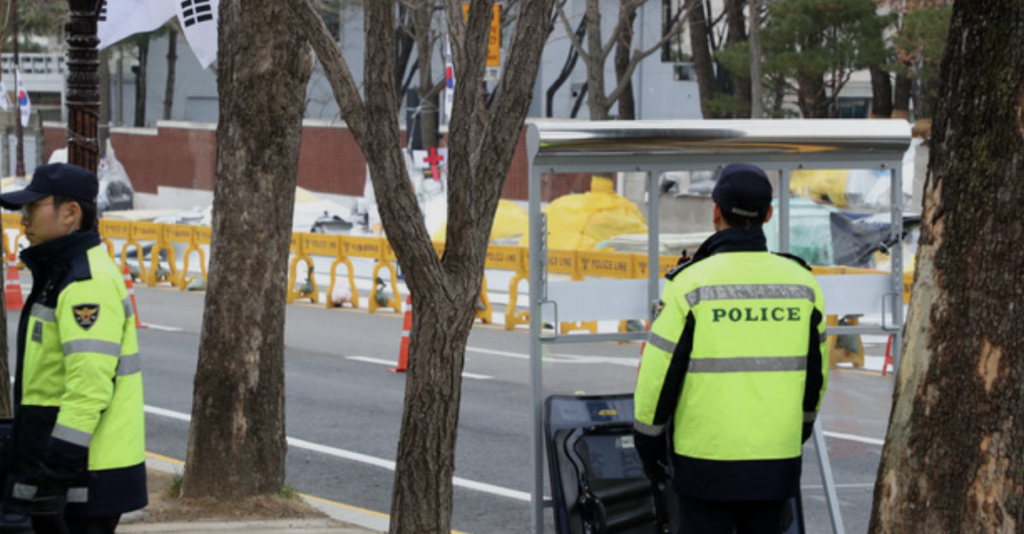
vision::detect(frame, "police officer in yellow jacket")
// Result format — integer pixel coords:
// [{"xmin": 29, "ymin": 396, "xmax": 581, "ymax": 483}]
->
[
  {"xmin": 634, "ymin": 163, "xmax": 827, "ymax": 533},
  {"xmin": 0, "ymin": 164, "xmax": 146, "ymax": 534}
]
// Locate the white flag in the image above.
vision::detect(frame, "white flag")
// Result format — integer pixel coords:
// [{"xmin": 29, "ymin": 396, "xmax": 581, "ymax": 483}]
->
[
  {"xmin": 97, "ymin": 0, "xmax": 177, "ymax": 49},
  {"xmin": 15, "ymin": 70, "xmax": 30, "ymax": 128},
  {"xmin": 177, "ymin": 0, "xmax": 219, "ymax": 69},
  {"xmin": 0, "ymin": 80, "xmax": 9, "ymax": 112}
]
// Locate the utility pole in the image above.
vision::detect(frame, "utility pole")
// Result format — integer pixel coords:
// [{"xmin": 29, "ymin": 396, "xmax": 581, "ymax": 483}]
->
[
  {"xmin": 13, "ymin": 0, "xmax": 25, "ymax": 180},
  {"xmin": 748, "ymin": 0, "xmax": 763, "ymax": 118},
  {"xmin": 65, "ymin": 0, "xmax": 103, "ymax": 173}
]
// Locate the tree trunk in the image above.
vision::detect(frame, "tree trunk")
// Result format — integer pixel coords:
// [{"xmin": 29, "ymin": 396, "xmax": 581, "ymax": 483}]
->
[
  {"xmin": 134, "ymin": 35, "xmax": 148, "ymax": 127},
  {"xmin": 724, "ymin": 0, "xmax": 749, "ymax": 117},
  {"xmin": 893, "ymin": 71, "xmax": 912, "ymax": 119},
  {"xmin": 181, "ymin": 0, "xmax": 312, "ymax": 500},
  {"xmin": 411, "ymin": 0, "xmax": 438, "ymax": 149},
  {"xmin": 868, "ymin": 2, "xmax": 1024, "ymax": 532},
  {"xmin": 869, "ymin": 64, "xmax": 893, "ymax": 118},
  {"xmin": 583, "ymin": 0, "xmax": 609, "ymax": 120},
  {"xmin": 685, "ymin": 0, "xmax": 716, "ymax": 118},
  {"xmin": 614, "ymin": 1, "xmax": 637, "ymax": 120},
  {"xmin": 748, "ymin": 0, "xmax": 763, "ymax": 118},
  {"xmin": 395, "ymin": 4, "xmax": 415, "ymax": 106},
  {"xmin": 163, "ymin": 27, "xmax": 177, "ymax": 121}
]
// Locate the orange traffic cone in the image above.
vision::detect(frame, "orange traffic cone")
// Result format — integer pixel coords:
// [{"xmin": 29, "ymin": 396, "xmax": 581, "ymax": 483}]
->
[
  {"xmin": 5, "ymin": 253, "xmax": 23, "ymax": 312},
  {"xmin": 390, "ymin": 295, "xmax": 412, "ymax": 373},
  {"xmin": 882, "ymin": 334, "xmax": 894, "ymax": 377},
  {"xmin": 123, "ymin": 264, "xmax": 146, "ymax": 329}
]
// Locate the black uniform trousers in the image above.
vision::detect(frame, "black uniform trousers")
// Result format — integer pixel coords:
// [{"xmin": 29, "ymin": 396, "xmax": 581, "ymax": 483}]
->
[{"xmin": 678, "ymin": 496, "xmax": 786, "ymax": 534}]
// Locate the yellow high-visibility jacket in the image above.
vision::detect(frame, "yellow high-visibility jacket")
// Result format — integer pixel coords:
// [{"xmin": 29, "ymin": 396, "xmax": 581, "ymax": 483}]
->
[
  {"xmin": 5, "ymin": 232, "xmax": 146, "ymax": 516},
  {"xmin": 635, "ymin": 228, "xmax": 828, "ymax": 501}
]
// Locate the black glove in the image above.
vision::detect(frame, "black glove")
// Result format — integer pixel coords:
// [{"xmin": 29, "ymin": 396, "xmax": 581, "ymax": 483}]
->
[
  {"xmin": 27, "ymin": 466, "xmax": 72, "ymax": 534},
  {"xmin": 802, "ymin": 422, "xmax": 814, "ymax": 444},
  {"xmin": 633, "ymin": 431, "xmax": 669, "ymax": 484},
  {"xmin": 0, "ymin": 434, "xmax": 11, "ymax": 483}
]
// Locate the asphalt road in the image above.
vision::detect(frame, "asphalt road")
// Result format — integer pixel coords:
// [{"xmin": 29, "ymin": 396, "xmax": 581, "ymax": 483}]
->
[{"xmin": 6, "ymin": 277, "xmax": 896, "ymax": 534}]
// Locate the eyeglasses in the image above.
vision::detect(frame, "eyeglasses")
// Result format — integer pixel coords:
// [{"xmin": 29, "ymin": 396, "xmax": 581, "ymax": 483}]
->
[{"xmin": 21, "ymin": 200, "xmax": 55, "ymax": 218}]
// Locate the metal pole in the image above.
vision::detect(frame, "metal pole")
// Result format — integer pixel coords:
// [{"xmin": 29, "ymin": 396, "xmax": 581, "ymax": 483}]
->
[
  {"xmin": 65, "ymin": 0, "xmax": 103, "ymax": 173},
  {"xmin": 117, "ymin": 48, "xmax": 124, "ymax": 126},
  {"xmin": 13, "ymin": 0, "xmax": 25, "ymax": 180},
  {"xmin": 529, "ymin": 164, "xmax": 545, "ymax": 534},
  {"xmin": 813, "ymin": 421, "xmax": 846, "ymax": 534}
]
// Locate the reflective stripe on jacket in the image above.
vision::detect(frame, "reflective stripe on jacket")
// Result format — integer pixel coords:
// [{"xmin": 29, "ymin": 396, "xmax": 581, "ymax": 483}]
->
[
  {"xmin": 7, "ymin": 233, "xmax": 147, "ymax": 516},
  {"xmin": 634, "ymin": 234, "xmax": 827, "ymax": 500}
]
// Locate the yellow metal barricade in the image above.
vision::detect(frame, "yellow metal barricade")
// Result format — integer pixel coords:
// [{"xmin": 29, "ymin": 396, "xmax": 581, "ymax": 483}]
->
[
  {"xmin": 287, "ymin": 232, "xmax": 318, "ymax": 304},
  {"xmin": 371, "ymin": 241, "xmax": 402, "ymax": 314},
  {"xmin": 149, "ymin": 224, "xmax": 190, "ymax": 288},
  {"xmin": 130, "ymin": 222, "xmax": 161, "ymax": 286},
  {"xmin": 343, "ymin": 235, "xmax": 398, "ymax": 313},
  {"xmin": 301, "ymin": 233, "xmax": 354, "ymax": 309},
  {"xmin": 2, "ymin": 213, "xmax": 24, "ymax": 264},
  {"xmin": 179, "ymin": 225, "xmax": 208, "ymax": 290},
  {"xmin": 487, "ymin": 245, "xmax": 528, "ymax": 331}
]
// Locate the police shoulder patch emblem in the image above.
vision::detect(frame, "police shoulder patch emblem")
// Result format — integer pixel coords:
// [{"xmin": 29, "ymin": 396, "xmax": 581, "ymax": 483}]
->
[{"xmin": 72, "ymin": 304, "xmax": 100, "ymax": 330}]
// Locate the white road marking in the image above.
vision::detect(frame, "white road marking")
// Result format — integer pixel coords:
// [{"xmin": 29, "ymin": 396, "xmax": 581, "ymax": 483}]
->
[
  {"xmin": 822, "ymin": 431, "xmax": 885, "ymax": 446},
  {"xmin": 466, "ymin": 346, "xmax": 638, "ymax": 367},
  {"xmin": 143, "ymin": 404, "xmax": 529, "ymax": 502},
  {"xmin": 346, "ymin": 356, "xmax": 493, "ymax": 380},
  {"xmin": 141, "ymin": 323, "xmax": 184, "ymax": 332}
]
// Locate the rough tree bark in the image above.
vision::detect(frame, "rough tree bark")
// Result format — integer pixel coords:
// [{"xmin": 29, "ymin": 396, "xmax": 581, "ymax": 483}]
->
[
  {"xmin": 868, "ymin": 2, "xmax": 1024, "ymax": 532},
  {"xmin": 869, "ymin": 64, "xmax": 893, "ymax": 118},
  {"xmin": 163, "ymin": 27, "xmax": 177, "ymax": 121},
  {"xmin": 724, "ymin": 0, "xmax": 749, "ymax": 116},
  {"xmin": 613, "ymin": 1, "xmax": 637, "ymax": 120},
  {"xmin": 180, "ymin": 0, "xmax": 312, "ymax": 500},
  {"xmin": 892, "ymin": 72, "xmax": 912, "ymax": 119},
  {"xmin": 288, "ymin": 1, "xmax": 554, "ymax": 531},
  {"xmin": 685, "ymin": 0, "xmax": 717, "ymax": 117},
  {"xmin": 410, "ymin": 0, "xmax": 439, "ymax": 149}
]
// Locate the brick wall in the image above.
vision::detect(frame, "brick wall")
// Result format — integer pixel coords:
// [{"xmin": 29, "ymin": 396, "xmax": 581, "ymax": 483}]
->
[{"xmin": 43, "ymin": 122, "xmax": 595, "ymax": 201}]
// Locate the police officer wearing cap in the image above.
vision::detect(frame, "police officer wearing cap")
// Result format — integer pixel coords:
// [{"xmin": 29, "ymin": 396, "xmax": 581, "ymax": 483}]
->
[
  {"xmin": 0, "ymin": 163, "xmax": 146, "ymax": 533},
  {"xmin": 633, "ymin": 163, "xmax": 828, "ymax": 533}
]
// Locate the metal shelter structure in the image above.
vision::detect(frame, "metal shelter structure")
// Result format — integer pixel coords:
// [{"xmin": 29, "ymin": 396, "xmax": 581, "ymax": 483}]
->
[{"xmin": 526, "ymin": 119, "xmax": 913, "ymax": 534}]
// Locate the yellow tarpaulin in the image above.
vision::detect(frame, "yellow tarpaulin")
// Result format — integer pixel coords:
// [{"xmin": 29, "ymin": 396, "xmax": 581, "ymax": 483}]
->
[
  {"xmin": 519, "ymin": 176, "xmax": 648, "ymax": 250},
  {"xmin": 432, "ymin": 199, "xmax": 529, "ymax": 243},
  {"xmin": 789, "ymin": 169, "xmax": 849, "ymax": 207}
]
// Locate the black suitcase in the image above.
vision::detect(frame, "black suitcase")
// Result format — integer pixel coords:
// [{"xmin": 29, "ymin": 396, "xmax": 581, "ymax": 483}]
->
[{"xmin": 545, "ymin": 394, "xmax": 805, "ymax": 534}]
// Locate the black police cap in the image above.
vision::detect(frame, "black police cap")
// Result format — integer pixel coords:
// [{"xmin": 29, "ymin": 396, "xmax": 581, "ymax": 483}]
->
[
  {"xmin": 712, "ymin": 163, "xmax": 773, "ymax": 220},
  {"xmin": 0, "ymin": 163, "xmax": 99, "ymax": 210}
]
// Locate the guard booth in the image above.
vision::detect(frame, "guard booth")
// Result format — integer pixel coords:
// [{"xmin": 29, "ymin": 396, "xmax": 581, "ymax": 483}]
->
[{"xmin": 526, "ymin": 119, "xmax": 912, "ymax": 534}]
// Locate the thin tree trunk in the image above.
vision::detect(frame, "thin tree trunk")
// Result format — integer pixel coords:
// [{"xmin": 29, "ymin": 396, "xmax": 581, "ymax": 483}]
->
[
  {"xmin": 869, "ymin": 65, "xmax": 892, "ymax": 118},
  {"xmin": 724, "ymin": 0, "xmax": 749, "ymax": 117},
  {"xmin": 748, "ymin": 0, "xmax": 762, "ymax": 118},
  {"xmin": 893, "ymin": 71, "xmax": 911, "ymax": 119},
  {"xmin": 583, "ymin": 0, "xmax": 609, "ymax": 120},
  {"xmin": 134, "ymin": 35, "xmax": 148, "ymax": 127},
  {"xmin": 868, "ymin": 2, "xmax": 1024, "ymax": 532},
  {"xmin": 614, "ymin": 2, "xmax": 637, "ymax": 120},
  {"xmin": 685, "ymin": 0, "xmax": 716, "ymax": 118},
  {"xmin": 163, "ymin": 27, "xmax": 177, "ymax": 121},
  {"xmin": 411, "ymin": 0, "xmax": 438, "ymax": 149},
  {"xmin": 181, "ymin": 0, "xmax": 312, "ymax": 500}
]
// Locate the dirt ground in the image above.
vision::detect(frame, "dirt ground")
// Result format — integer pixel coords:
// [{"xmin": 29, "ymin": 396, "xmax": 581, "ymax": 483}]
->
[{"xmin": 127, "ymin": 469, "xmax": 330, "ymax": 524}]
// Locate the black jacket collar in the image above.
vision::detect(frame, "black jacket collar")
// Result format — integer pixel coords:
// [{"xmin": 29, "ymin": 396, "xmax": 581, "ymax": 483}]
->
[
  {"xmin": 690, "ymin": 227, "xmax": 768, "ymax": 262},
  {"xmin": 20, "ymin": 231, "xmax": 102, "ymax": 280}
]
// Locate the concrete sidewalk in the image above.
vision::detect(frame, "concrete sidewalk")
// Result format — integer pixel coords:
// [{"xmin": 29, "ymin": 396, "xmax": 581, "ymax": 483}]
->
[{"xmin": 118, "ymin": 456, "xmax": 388, "ymax": 534}]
